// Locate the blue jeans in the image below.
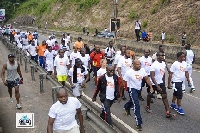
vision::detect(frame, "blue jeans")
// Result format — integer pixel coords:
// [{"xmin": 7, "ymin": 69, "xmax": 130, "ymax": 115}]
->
[
  {"xmin": 124, "ymin": 88, "xmax": 142, "ymax": 125},
  {"xmin": 39, "ymin": 56, "xmax": 45, "ymax": 69}
]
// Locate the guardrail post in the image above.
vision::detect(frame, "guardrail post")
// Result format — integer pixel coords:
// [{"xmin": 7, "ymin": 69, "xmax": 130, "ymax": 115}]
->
[
  {"xmin": 52, "ymin": 86, "xmax": 62, "ymax": 103},
  {"xmin": 24, "ymin": 56, "xmax": 28, "ymax": 73},
  {"xmin": 19, "ymin": 51, "xmax": 23, "ymax": 65},
  {"xmin": 30, "ymin": 65, "xmax": 36, "ymax": 81},
  {"xmin": 39, "ymin": 73, "xmax": 47, "ymax": 93}
]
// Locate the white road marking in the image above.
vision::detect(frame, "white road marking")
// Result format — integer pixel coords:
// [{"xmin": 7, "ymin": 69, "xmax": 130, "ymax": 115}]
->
[
  {"xmin": 185, "ymin": 93, "xmax": 200, "ymax": 100},
  {"xmin": 82, "ymin": 93, "xmax": 138, "ymax": 133}
]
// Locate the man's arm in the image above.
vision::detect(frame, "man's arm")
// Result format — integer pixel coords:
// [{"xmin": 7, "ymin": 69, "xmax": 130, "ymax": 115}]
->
[
  {"xmin": 92, "ymin": 77, "xmax": 102, "ymax": 101},
  {"xmin": 81, "ymin": 73, "xmax": 89, "ymax": 88},
  {"xmin": 192, "ymin": 54, "xmax": 195, "ymax": 64},
  {"xmin": 53, "ymin": 66, "xmax": 56, "ymax": 79},
  {"xmin": 185, "ymin": 71, "xmax": 191, "ymax": 85},
  {"xmin": 144, "ymin": 76, "xmax": 154, "ymax": 93},
  {"xmin": 47, "ymin": 117, "xmax": 55, "ymax": 133},
  {"xmin": 76, "ymin": 108, "xmax": 85, "ymax": 133},
  {"xmin": 150, "ymin": 71, "xmax": 162, "ymax": 92},
  {"xmin": 167, "ymin": 72, "xmax": 173, "ymax": 89},
  {"xmin": 17, "ymin": 62, "xmax": 22, "ymax": 78},
  {"xmin": 1, "ymin": 64, "xmax": 7, "ymax": 86},
  {"xmin": 67, "ymin": 75, "xmax": 73, "ymax": 88}
]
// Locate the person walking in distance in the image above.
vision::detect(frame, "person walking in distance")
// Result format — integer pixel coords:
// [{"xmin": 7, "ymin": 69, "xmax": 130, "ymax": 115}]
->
[
  {"xmin": 146, "ymin": 52, "xmax": 176, "ymax": 118},
  {"xmin": 117, "ymin": 49, "xmax": 132, "ymax": 100},
  {"xmin": 168, "ymin": 52, "xmax": 191, "ymax": 115},
  {"xmin": 123, "ymin": 60, "xmax": 154, "ymax": 131},
  {"xmin": 90, "ymin": 45, "xmax": 105, "ymax": 86},
  {"xmin": 135, "ymin": 19, "xmax": 141, "ymax": 42},
  {"xmin": 47, "ymin": 88, "xmax": 85, "ymax": 133},
  {"xmin": 182, "ymin": 32, "xmax": 186, "ymax": 46},
  {"xmin": 105, "ymin": 41, "xmax": 115, "ymax": 66},
  {"xmin": 92, "ymin": 66, "xmax": 120, "ymax": 126},
  {"xmin": 1, "ymin": 54, "xmax": 23, "ymax": 109},
  {"xmin": 184, "ymin": 44, "xmax": 195, "ymax": 93},
  {"xmin": 138, "ymin": 49, "xmax": 153, "ymax": 101},
  {"xmin": 54, "ymin": 49, "xmax": 70, "ymax": 87},
  {"xmin": 161, "ymin": 31, "xmax": 165, "ymax": 44}
]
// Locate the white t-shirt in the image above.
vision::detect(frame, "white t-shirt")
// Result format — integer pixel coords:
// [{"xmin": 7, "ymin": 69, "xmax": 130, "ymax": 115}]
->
[
  {"xmin": 22, "ymin": 38, "xmax": 29, "ymax": 46},
  {"xmin": 46, "ymin": 39, "xmax": 52, "ymax": 47},
  {"xmin": 186, "ymin": 50, "xmax": 194, "ymax": 65},
  {"xmin": 105, "ymin": 47, "xmax": 115, "ymax": 60},
  {"xmin": 17, "ymin": 39, "xmax": 22, "ymax": 49},
  {"xmin": 97, "ymin": 68, "xmax": 106, "ymax": 77},
  {"xmin": 139, "ymin": 56, "xmax": 152, "ymax": 75},
  {"xmin": 54, "ymin": 56, "xmax": 70, "ymax": 75},
  {"xmin": 152, "ymin": 52, "xmax": 166, "ymax": 61},
  {"xmin": 70, "ymin": 51, "xmax": 81, "ymax": 66},
  {"xmin": 105, "ymin": 74, "xmax": 115, "ymax": 100},
  {"xmin": 170, "ymin": 61, "xmax": 187, "ymax": 82},
  {"xmin": 123, "ymin": 68, "xmax": 147, "ymax": 90},
  {"xmin": 80, "ymin": 54, "xmax": 90, "ymax": 67},
  {"xmin": 32, "ymin": 38, "xmax": 38, "ymax": 45},
  {"xmin": 68, "ymin": 66, "xmax": 88, "ymax": 84},
  {"xmin": 26, "ymin": 44, "xmax": 37, "ymax": 56},
  {"xmin": 161, "ymin": 33, "xmax": 165, "ymax": 40},
  {"xmin": 51, "ymin": 38, "xmax": 56, "ymax": 46},
  {"xmin": 64, "ymin": 51, "xmax": 70, "ymax": 58},
  {"xmin": 48, "ymin": 97, "xmax": 81, "ymax": 131},
  {"xmin": 117, "ymin": 56, "xmax": 132, "ymax": 77},
  {"xmin": 44, "ymin": 50, "xmax": 56, "ymax": 61},
  {"xmin": 114, "ymin": 54, "xmax": 123, "ymax": 76},
  {"xmin": 135, "ymin": 21, "xmax": 141, "ymax": 29},
  {"xmin": 150, "ymin": 61, "xmax": 166, "ymax": 85}
]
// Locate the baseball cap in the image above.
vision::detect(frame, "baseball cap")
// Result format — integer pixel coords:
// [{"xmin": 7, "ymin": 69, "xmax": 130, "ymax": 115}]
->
[
  {"xmin": 8, "ymin": 54, "xmax": 15, "ymax": 58},
  {"xmin": 75, "ymin": 58, "xmax": 82, "ymax": 64}
]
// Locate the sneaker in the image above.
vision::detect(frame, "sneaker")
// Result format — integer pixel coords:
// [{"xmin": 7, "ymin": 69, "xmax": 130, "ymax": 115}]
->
[
  {"xmin": 190, "ymin": 88, "xmax": 195, "ymax": 93},
  {"xmin": 145, "ymin": 106, "xmax": 153, "ymax": 113},
  {"xmin": 9, "ymin": 98, "xmax": 13, "ymax": 103},
  {"xmin": 139, "ymin": 96, "xmax": 144, "ymax": 101},
  {"xmin": 16, "ymin": 104, "xmax": 22, "ymax": 109},
  {"xmin": 136, "ymin": 125, "xmax": 142, "ymax": 131},
  {"xmin": 157, "ymin": 94, "xmax": 162, "ymax": 99},
  {"xmin": 177, "ymin": 107, "xmax": 185, "ymax": 115},
  {"xmin": 124, "ymin": 108, "xmax": 131, "ymax": 116},
  {"xmin": 122, "ymin": 95, "xmax": 126, "ymax": 100},
  {"xmin": 166, "ymin": 111, "xmax": 176, "ymax": 118},
  {"xmin": 182, "ymin": 89, "xmax": 186, "ymax": 93},
  {"xmin": 170, "ymin": 103, "xmax": 178, "ymax": 111}
]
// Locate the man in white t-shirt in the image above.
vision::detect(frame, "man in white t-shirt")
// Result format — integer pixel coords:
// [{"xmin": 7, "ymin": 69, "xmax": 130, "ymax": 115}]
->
[
  {"xmin": 135, "ymin": 20, "xmax": 141, "ymax": 42},
  {"xmin": 92, "ymin": 66, "xmax": 120, "ymax": 126},
  {"xmin": 80, "ymin": 48, "xmax": 90, "ymax": 82},
  {"xmin": 26, "ymin": 40, "xmax": 38, "ymax": 64},
  {"xmin": 138, "ymin": 49, "xmax": 153, "ymax": 101},
  {"xmin": 105, "ymin": 41, "xmax": 115, "ymax": 65},
  {"xmin": 47, "ymin": 88, "xmax": 84, "ymax": 133},
  {"xmin": 70, "ymin": 46, "xmax": 81, "ymax": 67},
  {"xmin": 168, "ymin": 52, "xmax": 191, "ymax": 115},
  {"xmin": 68, "ymin": 58, "xmax": 89, "ymax": 98},
  {"xmin": 46, "ymin": 36, "xmax": 53, "ymax": 47},
  {"xmin": 184, "ymin": 44, "xmax": 195, "ymax": 93},
  {"xmin": 123, "ymin": 60, "xmax": 153, "ymax": 131},
  {"xmin": 146, "ymin": 51, "xmax": 176, "ymax": 118},
  {"xmin": 54, "ymin": 49, "xmax": 70, "ymax": 87},
  {"xmin": 117, "ymin": 49, "xmax": 132, "ymax": 100},
  {"xmin": 22, "ymin": 35, "xmax": 29, "ymax": 50},
  {"xmin": 44, "ymin": 46, "xmax": 56, "ymax": 75}
]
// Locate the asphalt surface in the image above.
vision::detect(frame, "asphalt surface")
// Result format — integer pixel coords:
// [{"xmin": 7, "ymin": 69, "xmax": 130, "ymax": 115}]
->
[
  {"xmin": 38, "ymin": 33, "xmax": 200, "ymax": 133},
  {"xmin": 0, "ymin": 37, "xmax": 98, "ymax": 133}
]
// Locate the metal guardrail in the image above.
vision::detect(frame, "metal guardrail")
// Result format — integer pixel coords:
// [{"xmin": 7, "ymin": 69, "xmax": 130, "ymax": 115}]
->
[{"xmin": 0, "ymin": 36, "xmax": 120, "ymax": 133}]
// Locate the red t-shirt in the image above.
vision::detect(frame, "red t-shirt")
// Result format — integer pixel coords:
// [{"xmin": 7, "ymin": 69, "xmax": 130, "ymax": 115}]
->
[{"xmin": 90, "ymin": 51, "xmax": 105, "ymax": 67}]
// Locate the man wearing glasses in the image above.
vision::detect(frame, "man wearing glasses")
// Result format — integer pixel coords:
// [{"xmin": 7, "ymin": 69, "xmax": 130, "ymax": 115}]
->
[{"xmin": 92, "ymin": 66, "xmax": 120, "ymax": 126}]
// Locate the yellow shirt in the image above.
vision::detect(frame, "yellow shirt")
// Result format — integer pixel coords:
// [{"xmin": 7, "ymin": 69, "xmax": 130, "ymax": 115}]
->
[{"xmin": 74, "ymin": 41, "xmax": 83, "ymax": 51}]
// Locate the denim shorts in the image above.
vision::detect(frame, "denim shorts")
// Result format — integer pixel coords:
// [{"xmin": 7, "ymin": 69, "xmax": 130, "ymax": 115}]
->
[{"xmin": 6, "ymin": 78, "xmax": 20, "ymax": 88}]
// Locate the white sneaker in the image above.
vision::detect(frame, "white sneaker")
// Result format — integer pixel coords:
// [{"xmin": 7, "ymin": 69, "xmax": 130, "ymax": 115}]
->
[
  {"xmin": 9, "ymin": 98, "xmax": 13, "ymax": 103},
  {"xmin": 16, "ymin": 104, "xmax": 22, "ymax": 109},
  {"xmin": 157, "ymin": 94, "xmax": 162, "ymax": 99}
]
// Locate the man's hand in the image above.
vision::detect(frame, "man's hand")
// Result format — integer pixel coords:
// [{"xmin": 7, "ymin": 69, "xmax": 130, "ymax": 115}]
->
[
  {"xmin": 92, "ymin": 97, "xmax": 96, "ymax": 102},
  {"xmin": 150, "ymin": 88, "xmax": 154, "ymax": 93},
  {"xmin": 3, "ymin": 81, "xmax": 7, "ymax": 86},
  {"xmin": 157, "ymin": 86, "xmax": 162, "ymax": 93},
  {"xmin": 81, "ymin": 81, "xmax": 86, "ymax": 88}
]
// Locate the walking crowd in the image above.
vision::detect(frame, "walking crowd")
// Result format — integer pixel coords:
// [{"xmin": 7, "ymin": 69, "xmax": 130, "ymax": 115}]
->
[{"xmin": 0, "ymin": 26, "xmax": 196, "ymax": 132}]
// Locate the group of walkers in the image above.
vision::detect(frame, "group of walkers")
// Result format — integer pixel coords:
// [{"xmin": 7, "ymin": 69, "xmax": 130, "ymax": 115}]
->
[{"xmin": 0, "ymin": 27, "xmax": 196, "ymax": 132}]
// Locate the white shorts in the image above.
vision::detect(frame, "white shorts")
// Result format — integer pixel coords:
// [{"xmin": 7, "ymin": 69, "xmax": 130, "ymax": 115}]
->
[
  {"xmin": 54, "ymin": 124, "xmax": 80, "ymax": 133},
  {"xmin": 72, "ymin": 83, "xmax": 83, "ymax": 97},
  {"xmin": 46, "ymin": 60, "xmax": 54, "ymax": 71}
]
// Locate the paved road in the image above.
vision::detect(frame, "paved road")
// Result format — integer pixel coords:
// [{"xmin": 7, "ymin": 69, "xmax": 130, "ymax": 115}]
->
[
  {"xmin": 0, "ymin": 37, "xmax": 98, "ymax": 133},
  {"xmin": 37, "ymin": 33, "xmax": 200, "ymax": 133}
]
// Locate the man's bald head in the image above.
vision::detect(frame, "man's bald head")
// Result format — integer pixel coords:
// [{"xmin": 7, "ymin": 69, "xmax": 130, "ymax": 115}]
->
[
  {"xmin": 57, "ymin": 88, "xmax": 68, "ymax": 97},
  {"xmin": 57, "ymin": 88, "xmax": 68, "ymax": 104},
  {"xmin": 133, "ymin": 60, "xmax": 141, "ymax": 71}
]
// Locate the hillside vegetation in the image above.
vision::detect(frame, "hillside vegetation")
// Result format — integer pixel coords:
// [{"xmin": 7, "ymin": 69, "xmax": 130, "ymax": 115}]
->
[{"xmin": 8, "ymin": 0, "xmax": 200, "ymax": 46}]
